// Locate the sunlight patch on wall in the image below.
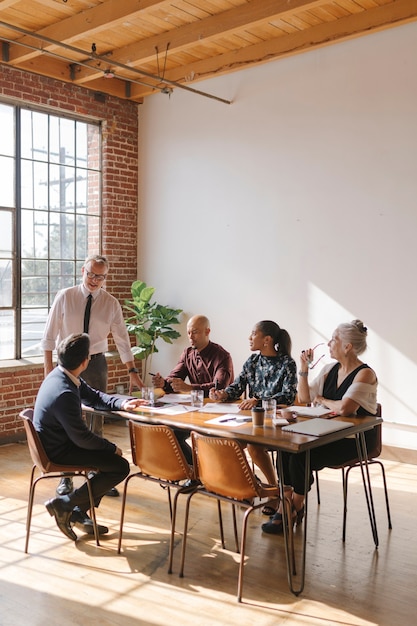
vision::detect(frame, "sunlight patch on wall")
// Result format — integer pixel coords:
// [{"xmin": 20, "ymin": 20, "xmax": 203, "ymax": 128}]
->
[{"xmin": 308, "ymin": 284, "xmax": 417, "ymax": 426}]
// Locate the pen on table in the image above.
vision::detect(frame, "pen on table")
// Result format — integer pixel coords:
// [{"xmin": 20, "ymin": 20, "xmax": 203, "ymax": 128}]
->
[{"xmin": 219, "ymin": 417, "xmax": 235, "ymax": 423}]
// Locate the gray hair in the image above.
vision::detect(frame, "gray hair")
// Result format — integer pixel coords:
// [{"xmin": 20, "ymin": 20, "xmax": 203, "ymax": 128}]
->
[
  {"xmin": 83, "ymin": 254, "xmax": 109, "ymax": 269},
  {"xmin": 337, "ymin": 319, "xmax": 368, "ymax": 355}
]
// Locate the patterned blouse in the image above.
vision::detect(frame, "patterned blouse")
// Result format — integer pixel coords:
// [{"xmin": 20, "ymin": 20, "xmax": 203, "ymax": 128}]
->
[{"xmin": 223, "ymin": 352, "xmax": 297, "ymax": 405}]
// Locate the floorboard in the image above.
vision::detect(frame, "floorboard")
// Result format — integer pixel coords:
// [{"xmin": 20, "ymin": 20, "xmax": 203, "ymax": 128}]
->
[{"xmin": 0, "ymin": 420, "xmax": 416, "ymax": 626}]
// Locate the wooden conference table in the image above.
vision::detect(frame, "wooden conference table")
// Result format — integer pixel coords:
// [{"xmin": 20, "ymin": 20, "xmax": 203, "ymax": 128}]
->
[{"xmin": 85, "ymin": 399, "xmax": 382, "ymax": 595}]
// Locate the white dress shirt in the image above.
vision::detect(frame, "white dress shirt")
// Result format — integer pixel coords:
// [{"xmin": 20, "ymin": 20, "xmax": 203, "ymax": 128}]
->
[{"xmin": 41, "ymin": 284, "xmax": 133, "ymax": 363}]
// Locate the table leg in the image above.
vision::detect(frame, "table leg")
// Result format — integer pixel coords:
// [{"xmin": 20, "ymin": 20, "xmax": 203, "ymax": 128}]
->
[
  {"xmin": 276, "ymin": 450, "xmax": 310, "ymax": 595},
  {"xmin": 355, "ymin": 432, "xmax": 379, "ymax": 547}
]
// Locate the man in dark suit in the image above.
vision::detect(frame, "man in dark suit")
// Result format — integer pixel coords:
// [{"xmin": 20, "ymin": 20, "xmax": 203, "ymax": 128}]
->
[{"xmin": 34, "ymin": 332, "xmax": 145, "ymax": 541}]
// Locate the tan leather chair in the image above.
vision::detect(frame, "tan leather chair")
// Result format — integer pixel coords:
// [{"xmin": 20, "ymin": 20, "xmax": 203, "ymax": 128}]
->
[
  {"xmin": 179, "ymin": 431, "xmax": 289, "ymax": 603},
  {"xmin": 314, "ymin": 404, "xmax": 392, "ymax": 541},
  {"xmin": 20, "ymin": 408, "xmax": 100, "ymax": 552},
  {"xmin": 118, "ymin": 421, "xmax": 195, "ymax": 573}
]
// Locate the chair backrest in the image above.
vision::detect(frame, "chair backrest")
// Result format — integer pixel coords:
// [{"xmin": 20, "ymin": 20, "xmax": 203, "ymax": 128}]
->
[
  {"xmin": 20, "ymin": 408, "xmax": 54, "ymax": 473},
  {"xmin": 191, "ymin": 431, "xmax": 260, "ymax": 501},
  {"xmin": 129, "ymin": 421, "xmax": 192, "ymax": 482}
]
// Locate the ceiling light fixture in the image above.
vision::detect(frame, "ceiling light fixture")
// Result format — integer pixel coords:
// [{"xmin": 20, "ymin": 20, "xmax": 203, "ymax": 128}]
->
[{"xmin": 104, "ymin": 69, "xmax": 115, "ymax": 79}]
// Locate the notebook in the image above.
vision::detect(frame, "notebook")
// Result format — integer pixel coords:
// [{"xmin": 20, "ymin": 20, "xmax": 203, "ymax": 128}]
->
[
  {"xmin": 286, "ymin": 405, "xmax": 333, "ymax": 418},
  {"xmin": 281, "ymin": 418, "xmax": 353, "ymax": 437}
]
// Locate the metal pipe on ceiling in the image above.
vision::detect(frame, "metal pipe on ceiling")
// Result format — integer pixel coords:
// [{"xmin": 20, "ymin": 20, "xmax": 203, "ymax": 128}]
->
[{"xmin": 0, "ymin": 19, "xmax": 232, "ymax": 105}]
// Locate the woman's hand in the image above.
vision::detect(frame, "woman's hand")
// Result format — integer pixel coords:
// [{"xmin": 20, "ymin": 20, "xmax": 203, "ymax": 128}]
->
[
  {"xmin": 238, "ymin": 397, "xmax": 258, "ymax": 410},
  {"xmin": 300, "ymin": 348, "xmax": 313, "ymax": 368}
]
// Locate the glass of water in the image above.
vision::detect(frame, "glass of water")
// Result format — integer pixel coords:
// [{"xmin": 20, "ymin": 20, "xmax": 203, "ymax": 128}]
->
[
  {"xmin": 262, "ymin": 398, "xmax": 276, "ymax": 421},
  {"xmin": 191, "ymin": 389, "xmax": 204, "ymax": 408},
  {"xmin": 142, "ymin": 386, "xmax": 155, "ymax": 405}
]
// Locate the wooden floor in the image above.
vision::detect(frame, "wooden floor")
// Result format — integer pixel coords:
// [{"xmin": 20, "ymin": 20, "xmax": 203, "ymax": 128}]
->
[{"xmin": 1, "ymin": 419, "xmax": 416, "ymax": 626}]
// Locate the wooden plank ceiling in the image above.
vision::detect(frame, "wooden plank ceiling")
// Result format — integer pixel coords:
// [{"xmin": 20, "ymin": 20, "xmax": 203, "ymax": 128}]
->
[{"xmin": 0, "ymin": 0, "xmax": 416, "ymax": 104}]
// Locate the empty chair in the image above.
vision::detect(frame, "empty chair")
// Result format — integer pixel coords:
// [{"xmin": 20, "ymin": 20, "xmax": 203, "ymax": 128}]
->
[
  {"xmin": 20, "ymin": 408, "xmax": 100, "ymax": 552},
  {"xmin": 118, "ymin": 421, "xmax": 195, "ymax": 573},
  {"xmin": 179, "ymin": 431, "xmax": 288, "ymax": 603}
]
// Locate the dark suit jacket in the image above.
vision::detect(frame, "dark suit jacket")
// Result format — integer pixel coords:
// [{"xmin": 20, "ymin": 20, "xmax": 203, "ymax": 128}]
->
[{"xmin": 34, "ymin": 367, "xmax": 125, "ymax": 460}]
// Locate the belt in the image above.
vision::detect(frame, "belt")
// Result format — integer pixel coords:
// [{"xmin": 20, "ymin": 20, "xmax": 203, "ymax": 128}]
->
[{"xmin": 90, "ymin": 352, "xmax": 104, "ymax": 360}]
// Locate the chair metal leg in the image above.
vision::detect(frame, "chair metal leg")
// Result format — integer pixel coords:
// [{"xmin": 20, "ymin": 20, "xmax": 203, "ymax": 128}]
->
[
  {"xmin": 85, "ymin": 473, "xmax": 100, "ymax": 546},
  {"xmin": 24, "ymin": 466, "xmax": 37, "ymax": 553},
  {"xmin": 217, "ymin": 500, "xmax": 225, "ymax": 549},
  {"xmin": 231, "ymin": 504, "xmax": 239, "ymax": 553},
  {"xmin": 167, "ymin": 489, "xmax": 182, "ymax": 574},
  {"xmin": 179, "ymin": 490, "xmax": 198, "ymax": 578},
  {"xmin": 237, "ymin": 506, "xmax": 253, "ymax": 602}
]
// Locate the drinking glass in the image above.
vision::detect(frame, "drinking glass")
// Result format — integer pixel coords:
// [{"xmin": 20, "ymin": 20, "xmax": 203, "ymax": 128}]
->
[
  {"xmin": 262, "ymin": 398, "xmax": 276, "ymax": 421},
  {"xmin": 191, "ymin": 389, "xmax": 204, "ymax": 408}
]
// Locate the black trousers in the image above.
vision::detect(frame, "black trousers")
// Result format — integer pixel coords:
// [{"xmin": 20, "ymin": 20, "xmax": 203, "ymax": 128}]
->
[
  {"xmin": 54, "ymin": 445, "xmax": 130, "ymax": 512},
  {"xmin": 280, "ymin": 427, "xmax": 378, "ymax": 496},
  {"xmin": 82, "ymin": 354, "xmax": 108, "ymax": 436}
]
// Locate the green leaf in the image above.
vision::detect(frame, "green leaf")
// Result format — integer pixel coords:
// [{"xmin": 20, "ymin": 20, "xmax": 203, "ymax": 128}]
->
[{"xmin": 124, "ymin": 279, "xmax": 183, "ymax": 375}]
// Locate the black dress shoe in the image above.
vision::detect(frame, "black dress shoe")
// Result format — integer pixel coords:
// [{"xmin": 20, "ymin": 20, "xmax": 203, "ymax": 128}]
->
[
  {"xmin": 70, "ymin": 507, "xmax": 109, "ymax": 535},
  {"xmin": 45, "ymin": 497, "xmax": 77, "ymax": 541},
  {"xmin": 105, "ymin": 487, "xmax": 119, "ymax": 497},
  {"xmin": 180, "ymin": 479, "xmax": 201, "ymax": 494},
  {"xmin": 56, "ymin": 476, "xmax": 74, "ymax": 496}
]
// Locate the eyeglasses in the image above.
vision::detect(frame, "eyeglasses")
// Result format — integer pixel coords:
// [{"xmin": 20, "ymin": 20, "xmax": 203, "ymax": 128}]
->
[
  {"xmin": 308, "ymin": 342, "xmax": 326, "ymax": 369},
  {"xmin": 85, "ymin": 270, "xmax": 107, "ymax": 282}
]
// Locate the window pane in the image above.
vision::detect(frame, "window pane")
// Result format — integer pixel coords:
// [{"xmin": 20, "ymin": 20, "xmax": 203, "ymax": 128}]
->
[
  {"xmin": 22, "ymin": 308, "xmax": 48, "ymax": 357},
  {"xmin": 50, "ymin": 116, "xmax": 75, "ymax": 165},
  {"xmin": 21, "ymin": 110, "xmax": 48, "ymax": 161},
  {"xmin": 49, "ymin": 211, "xmax": 75, "ymax": 259},
  {"xmin": 0, "ymin": 259, "xmax": 13, "ymax": 307},
  {"xmin": 50, "ymin": 163, "xmax": 75, "ymax": 212},
  {"xmin": 0, "ymin": 104, "xmax": 14, "ymax": 157},
  {"xmin": 21, "ymin": 259, "xmax": 48, "ymax": 307},
  {"xmin": 0, "ymin": 310, "xmax": 14, "ymax": 359},
  {"xmin": 0, "ymin": 156, "xmax": 14, "ymax": 207},
  {"xmin": 49, "ymin": 260, "xmax": 77, "ymax": 301},
  {"xmin": 21, "ymin": 209, "xmax": 48, "ymax": 259},
  {"xmin": 21, "ymin": 160, "xmax": 49, "ymax": 210},
  {"xmin": 0, "ymin": 210, "xmax": 13, "ymax": 256}
]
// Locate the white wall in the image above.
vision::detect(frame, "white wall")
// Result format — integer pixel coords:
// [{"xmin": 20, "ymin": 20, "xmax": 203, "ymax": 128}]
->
[{"xmin": 138, "ymin": 22, "xmax": 417, "ymax": 444}]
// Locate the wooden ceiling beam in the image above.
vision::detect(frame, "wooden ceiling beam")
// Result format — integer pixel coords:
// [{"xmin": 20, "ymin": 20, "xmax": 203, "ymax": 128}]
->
[
  {"xmin": 128, "ymin": 0, "xmax": 417, "ymax": 98},
  {"xmin": 6, "ymin": 0, "xmax": 170, "ymax": 63}
]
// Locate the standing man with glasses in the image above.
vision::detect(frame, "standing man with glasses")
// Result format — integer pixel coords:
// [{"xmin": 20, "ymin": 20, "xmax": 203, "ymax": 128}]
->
[{"xmin": 41, "ymin": 254, "xmax": 143, "ymax": 509}]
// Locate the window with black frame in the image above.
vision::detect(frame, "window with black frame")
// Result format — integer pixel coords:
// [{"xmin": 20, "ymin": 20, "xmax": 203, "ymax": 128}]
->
[{"xmin": 0, "ymin": 102, "xmax": 101, "ymax": 360}]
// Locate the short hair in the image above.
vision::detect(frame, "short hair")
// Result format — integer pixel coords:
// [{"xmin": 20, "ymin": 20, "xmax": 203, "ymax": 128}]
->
[
  {"xmin": 337, "ymin": 319, "xmax": 368, "ymax": 355},
  {"xmin": 256, "ymin": 320, "xmax": 292, "ymax": 357},
  {"xmin": 83, "ymin": 254, "xmax": 109, "ymax": 270},
  {"xmin": 57, "ymin": 333, "xmax": 90, "ymax": 370}
]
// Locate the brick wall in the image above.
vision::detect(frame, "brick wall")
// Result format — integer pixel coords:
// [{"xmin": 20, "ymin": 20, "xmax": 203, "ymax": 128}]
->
[{"xmin": 0, "ymin": 64, "xmax": 140, "ymax": 443}]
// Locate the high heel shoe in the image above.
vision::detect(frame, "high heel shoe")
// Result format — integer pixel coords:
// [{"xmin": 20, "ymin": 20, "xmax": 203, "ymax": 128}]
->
[{"xmin": 293, "ymin": 505, "xmax": 305, "ymax": 526}]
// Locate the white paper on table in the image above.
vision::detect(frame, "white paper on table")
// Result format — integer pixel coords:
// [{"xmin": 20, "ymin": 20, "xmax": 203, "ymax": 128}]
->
[
  {"xmin": 147, "ymin": 404, "xmax": 195, "ymax": 415},
  {"xmin": 205, "ymin": 414, "xmax": 252, "ymax": 425},
  {"xmin": 199, "ymin": 403, "xmax": 241, "ymax": 414},
  {"xmin": 160, "ymin": 393, "xmax": 192, "ymax": 404}
]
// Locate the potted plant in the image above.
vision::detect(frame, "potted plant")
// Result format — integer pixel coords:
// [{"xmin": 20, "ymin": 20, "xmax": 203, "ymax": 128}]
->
[{"xmin": 124, "ymin": 280, "xmax": 183, "ymax": 383}]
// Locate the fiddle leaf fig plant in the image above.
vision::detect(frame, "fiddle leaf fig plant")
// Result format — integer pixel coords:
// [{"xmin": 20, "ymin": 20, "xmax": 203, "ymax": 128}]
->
[{"xmin": 124, "ymin": 280, "xmax": 182, "ymax": 382}]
